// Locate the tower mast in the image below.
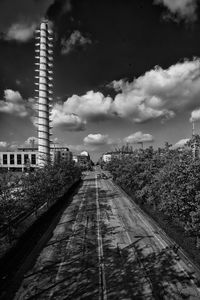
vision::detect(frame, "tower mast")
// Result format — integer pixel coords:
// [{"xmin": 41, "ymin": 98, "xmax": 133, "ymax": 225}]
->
[{"xmin": 35, "ymin": 19, "xmax": 54, "ymax": 167}]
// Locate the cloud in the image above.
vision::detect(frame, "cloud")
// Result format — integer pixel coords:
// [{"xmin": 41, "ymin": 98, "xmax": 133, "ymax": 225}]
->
[
  {"xmin": 58, "ymin": 91, "xmax": 113, "ymax": 122},
  {"xmin": 124, "ymin": 132, "xmax": 154, "ymax": 144},
  {"xmin": 110, "ymin": 58, "xmax": 200, "ymax": 123},
  {"xmin": 190, "ymin": 108, "xmax": 200, "ymax": 122},
  {"xmin": 5, "ymin": 22, "xmax": 36, "ymax": 42},
  {"xmin": 51, "ymin": 104, "xmax": 86, "ymax": 131},
  {"xmin": 154, "ymin": 0, "xmax": 198, "ymax": 22},
  {"xmin": 0, "ymin": 89, "xmax": 34, "ymax": 117},
  {"xmin": 173, "ymin": 138, "xmax": 189, "ymax": 148},
  {"xmin": 61, "ymin": 30, "xmax": 92, "ymax": 54},
  {"xmin": 84, "ymin": 134, "xmax": 110, "ymax": 146},
  {"xmin": 0, "ymin": 0, "xmax": 54, "ymax": 33},
  {"xmin": 59, "ymin": 58, "xmax": 200, "ymax": 125},
  {"xmin": 0, "ymin": 141, "xmax": 8, "ymax": 148}
]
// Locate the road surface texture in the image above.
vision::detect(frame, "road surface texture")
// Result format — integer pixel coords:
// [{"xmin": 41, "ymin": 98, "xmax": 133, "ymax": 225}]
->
[{"xmin": 14, "ymin": 169, "xmax": 200, "ymax": 299}]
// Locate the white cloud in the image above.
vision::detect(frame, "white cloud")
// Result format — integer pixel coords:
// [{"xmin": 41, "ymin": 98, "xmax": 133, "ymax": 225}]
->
[
  {"xmin": 0, "ymin": 89, "xmax": 34, "ymax": 117},
  {"xmin": 52, "ymin": 104, "xmax": 86, "ymax": 131},
  {"xmin": 5, "ymin": 22, "xmax": 36, "ymax": 42},
  {"xmin": 59, "ymin": 59, "xmax": 200, "ymax": 124},
  {"xmin": 61, "ymin": 30, "xmax": 92, "ymax": 54},
  {"xmin": 58, "ymin": 91, "xmax": 113, "ymax": 122},
  {"xmin": 0, "ymin": 141, "xmax": 8, "ymax": 148},
  {"xmin": 154, "ymin": 0, "xmax": 197, "ymax": 22},
  {"xmin": 190, "ymin": 108, "xmax": 200, "ymax": 122},
  {"xmin": 124, "ymin": 132, "xmax": 154, "ymax": 144},
  {"xmin": 84, "ymin": 134, "xmax": 110, "ymax": 146},
  {"xmin": 111, "ymin": 58, "xmax": 200, "ymax": 123},
  {"xmin": 0, "ymin": 1, "xmax": 53, "ymax": 33},
  {"xmin": 173, "ymin": 138, "xmax": 189, "ymax": 148}
]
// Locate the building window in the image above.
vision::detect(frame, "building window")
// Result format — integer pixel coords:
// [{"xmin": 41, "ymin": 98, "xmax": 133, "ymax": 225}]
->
[
  {"xmin": 3, "ymin": 154, "xmax": 7, "ymax": 165},
  {"xmin": 24, "ymin": 154, "xmax": 29, "ymax": 164},
  {"xmin": 31, "ymin": 154, "xmax": 36, "ymax": 165},
  {"xmin": 17, "ymin": 154, "xmax": 22, "ymax": 165},
  {"xmin": 10, "ymin": 154, "xmax": 14, "ymax": 165}
]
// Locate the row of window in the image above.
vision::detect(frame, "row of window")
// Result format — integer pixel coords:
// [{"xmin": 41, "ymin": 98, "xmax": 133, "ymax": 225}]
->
[{"xmin": 1, "ymin": 154, "xmax": 36, "ymax": 165}]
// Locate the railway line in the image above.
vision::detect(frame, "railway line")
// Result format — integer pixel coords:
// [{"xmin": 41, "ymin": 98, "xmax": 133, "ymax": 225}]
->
[{"xmin": 1, "ymin": 168, "xmax": 200, "ymax": 299}]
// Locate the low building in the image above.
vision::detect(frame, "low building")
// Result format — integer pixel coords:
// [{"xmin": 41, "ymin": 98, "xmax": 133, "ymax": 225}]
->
[
  {"xmin": 75, "ymin": 151, "xmax": 92, "ymax": 170},
  {"xmin": 102, "ymin": 153, "xmax": 112, "ymax": 162},
  {"xmin": 72, "ymin": 155, "xmax": 78, "ymax": 163},
  {"xmin": 0, "ymin": 151, "xmax": 37, "ymax": 172},
  {"xmin": 0, "ymin": 146, "xmax": 72, "ymax": 172}
]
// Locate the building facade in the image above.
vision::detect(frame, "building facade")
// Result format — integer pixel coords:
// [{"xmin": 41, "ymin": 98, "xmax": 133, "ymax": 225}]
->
[
  {"xmin": 0, "ymin": 151, "xmax": 37, "ymax": 172},
  {"xmin": 0, "ymin": 147, "xmax": 72, "ymax": 172}
]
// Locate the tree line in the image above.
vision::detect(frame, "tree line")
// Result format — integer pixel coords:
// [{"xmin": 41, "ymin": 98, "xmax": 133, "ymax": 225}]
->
[
  {"xmin": 104, "ymin": 143, "xmax": 200, "ymax": 248},
  {"xmin": 0, "ymin": 161, "xmax": 81, "ymax": 244}
]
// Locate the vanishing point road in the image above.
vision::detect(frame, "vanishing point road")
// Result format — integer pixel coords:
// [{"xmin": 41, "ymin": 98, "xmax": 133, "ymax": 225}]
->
[{"xmin": 14, "ymin": 168, "xmax": 200, "ymax": 299}]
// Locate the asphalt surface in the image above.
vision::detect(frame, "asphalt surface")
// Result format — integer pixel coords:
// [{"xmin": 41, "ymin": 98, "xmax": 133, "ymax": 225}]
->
[{"xmin": 14, "ymin": 169, "xmax": 200, "ymax": 299}]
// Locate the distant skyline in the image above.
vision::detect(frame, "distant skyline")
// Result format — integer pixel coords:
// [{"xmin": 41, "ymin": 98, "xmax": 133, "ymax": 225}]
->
[{"xmin": 0, "ymin": 0, "xmax": 200, "ymax": 160}]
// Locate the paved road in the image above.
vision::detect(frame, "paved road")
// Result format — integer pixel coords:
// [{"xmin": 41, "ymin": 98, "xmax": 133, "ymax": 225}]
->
[{"xmin": 14, "ymin": 169, "xmax": 200, "ymax": 299}]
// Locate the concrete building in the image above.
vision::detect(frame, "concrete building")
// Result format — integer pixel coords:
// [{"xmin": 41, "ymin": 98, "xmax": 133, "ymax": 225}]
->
[
  {"xmin": 0, "ymin": 151, "xmax": 37, "ymax": 172},
  {"xmin": 102, "ymin": 153, "xmax": 112, "ymax": 162},
  {"xmin": 0, "ymin": 147, "xmax": 72, "ymax": 172}
]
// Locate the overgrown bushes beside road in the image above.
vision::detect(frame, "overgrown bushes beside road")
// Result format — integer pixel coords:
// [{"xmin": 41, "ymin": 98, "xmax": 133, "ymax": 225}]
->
[
  {"xmin": 0, "ymin": 161, "xmax": 81, "ymax": 246},
  {"xmin": 104, "ymin": 144, "xmax": 200, "ymax": 250}
]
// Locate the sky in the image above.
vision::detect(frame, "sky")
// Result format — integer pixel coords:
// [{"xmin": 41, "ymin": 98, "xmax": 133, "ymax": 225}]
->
[{"xmin": 0, "ymin": 0, "xmax": 200, "ymax": 160}]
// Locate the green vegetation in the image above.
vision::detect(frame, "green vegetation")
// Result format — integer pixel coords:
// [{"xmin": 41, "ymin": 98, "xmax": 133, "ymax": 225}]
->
[
  {"xmin": 0, "ymin": 161, "xmax": 81, "ymax": 244},
  {"xmin": 104, "ymin": 142, "xmax": 200, "ymax": 256}
]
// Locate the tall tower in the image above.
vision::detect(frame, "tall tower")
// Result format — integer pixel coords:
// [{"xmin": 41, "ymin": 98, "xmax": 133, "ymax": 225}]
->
[{"xmin": 35, "ymin": 19, "xmax": 53, "ymax": 167}]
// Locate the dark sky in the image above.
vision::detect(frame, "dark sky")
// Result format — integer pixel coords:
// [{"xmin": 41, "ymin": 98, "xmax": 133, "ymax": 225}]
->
[{"xmin": 0, "ymin": 0, "xmax": 200, "ymax": 159}]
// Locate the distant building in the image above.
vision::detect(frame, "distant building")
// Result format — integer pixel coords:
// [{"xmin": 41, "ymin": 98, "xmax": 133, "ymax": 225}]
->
[
  {"xmin": 72, "ymin": 155, "xmax": 78, "ymax": 163},
  {"xmin": 51, "ymin": 147, "xmax": 72, "ymax": 164},
  {"xmin": 0, "ymin": 146, "xmax": 72, "ymax": 172},
  {"xmin": 101, "ymin": 150, "xmax": 134, "ymax": 163},
  {"xmin": 102, "ymin": 153, "xmax": 112, "ymax": 162},
  {"xmin": 74, "ymin": 151, "xmax": 92, "ymax": 170},
  {"xmin": 80, "ymin": 151, "xmax": 90, "ymax": 158},
  {"xmin": 0, "ymin": 151, "xmax": 37, "ymax": 172}
]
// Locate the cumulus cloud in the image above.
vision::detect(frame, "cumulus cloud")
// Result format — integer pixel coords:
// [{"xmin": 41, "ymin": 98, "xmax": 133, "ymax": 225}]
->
[
  {"xmin": 124, "ymin": 131, "xmax": 154, "ymax": 144},
  {"xmin": 84, "ymin": 134, "xmax": 110, "ymax": 146},
  {"xmin": 51, "ymin": 58, "xmax": 200, "ymax": 126},
  {"xmin": 190, "ymin": 108, "xmax": 200, "ymax": 122},
  {"xmin": 52, "ymin": 104, "xmax": 86, "ymax": 131},
  {"xmin": 173, "ymin": 138, "xmax": 190, "ymax": 148},
  {"xmin": 0, "ymin": 141, "xmax": 8, "ymax": 148},
  {"xmin": 0, "ymin": 89, "xmax": 34, "ymax": 117},
  {"xmin": 61, "ymin": 30, "xmax": 92, "ymax": 54},
  {"xmin": 0, "ymin": 0, "xmax": 54, "ymax": 37},
  {"xmin": 154, "ymin": 0, "xmax": 198, "ymax": 22},
  {"xmin": 110, "ymin": 58, "xmax": 200, "ymax": 123},
  {"xmin": 5, "ymin": 22, "xmax": 36, "ymax": 42},
  {"xmin": 58, "ymin": 91, "xmax": 113, "ymax": 122}
]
